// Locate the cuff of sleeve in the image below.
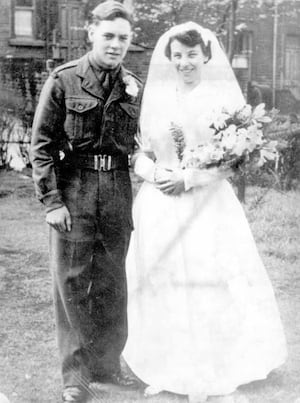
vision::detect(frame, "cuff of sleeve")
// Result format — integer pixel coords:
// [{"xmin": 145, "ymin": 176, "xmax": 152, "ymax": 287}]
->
[
  {"xmin": 39, "ymin": 190, "xmax": 64, "ymax": 213},
  {"xmin": 183, "ymin": 167, "xmax": 220, "ymax": 191},
  {"xmin": 134, "ymin": 154, "xmax": 156, "ymax": 183},
  {"xmin": 183, "ymin": 168, "xmax": 197, "ymax": 191}
]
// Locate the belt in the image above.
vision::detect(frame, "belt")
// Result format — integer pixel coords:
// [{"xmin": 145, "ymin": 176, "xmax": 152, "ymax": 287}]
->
[{"xmin": 71, "ymin": 154, "xmax": 130, "ymax": 171}]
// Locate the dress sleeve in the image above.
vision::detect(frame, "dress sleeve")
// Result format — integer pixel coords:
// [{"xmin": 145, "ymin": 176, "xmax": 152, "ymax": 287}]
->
[
  {"xmin": 133, "ymin": 152, "xmax": 156, "ymax": 183},
  {"xmin": 183, "ymin": 166, "xmax": 233, "ymax": 191}
]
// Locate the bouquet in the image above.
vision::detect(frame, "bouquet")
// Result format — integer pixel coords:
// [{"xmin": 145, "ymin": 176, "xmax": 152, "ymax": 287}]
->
[{"xmin": 170, "ymin": 103, "xmax": 278, "ymax": 172}]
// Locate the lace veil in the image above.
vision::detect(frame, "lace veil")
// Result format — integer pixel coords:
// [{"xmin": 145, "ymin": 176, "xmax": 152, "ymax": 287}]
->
[{"xmin": 139, "ymin": 22, "xmax": 245, "ymax": 149}]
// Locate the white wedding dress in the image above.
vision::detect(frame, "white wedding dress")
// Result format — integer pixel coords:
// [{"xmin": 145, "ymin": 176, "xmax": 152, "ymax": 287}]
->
[{"xmin": 123, "ymin": 82, "xmax": 287, "ymax": 397}]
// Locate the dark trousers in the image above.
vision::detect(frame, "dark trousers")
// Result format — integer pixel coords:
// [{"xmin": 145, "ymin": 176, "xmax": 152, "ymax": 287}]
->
[{"xmin": 50, "ymin": 167, "xmax": 133, "ymax": 387}]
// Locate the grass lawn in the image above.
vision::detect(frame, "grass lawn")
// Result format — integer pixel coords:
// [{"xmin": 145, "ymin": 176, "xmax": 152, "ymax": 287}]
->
[{"xmin": 0, "ymin": 169, "xmax": 299, "ymax": 403}]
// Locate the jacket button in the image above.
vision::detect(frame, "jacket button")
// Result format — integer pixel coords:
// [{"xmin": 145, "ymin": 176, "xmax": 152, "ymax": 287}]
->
[{"xmin": 78, "ymin": 104, "xmax": 83, "ymax": 110}]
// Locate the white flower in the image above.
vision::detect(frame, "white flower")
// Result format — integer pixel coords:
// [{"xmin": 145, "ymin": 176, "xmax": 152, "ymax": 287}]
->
[
  {"xmin": 236, "ymin": 104, "xmax": 252, "ymax": 122},
  {"xmin": 220, "ymin": 124, "xmax": 238, "ymax": 150},
  {"xmin": 210, "ymin": 146, "xmax": 225, "ymax": 161},
  {"xmin": 123, "ymin": 75, "xmax": 139, "ymax": 98},
  {"xmin": 212, "ymin": 112, "xmax": 229, "ymax": 130}
]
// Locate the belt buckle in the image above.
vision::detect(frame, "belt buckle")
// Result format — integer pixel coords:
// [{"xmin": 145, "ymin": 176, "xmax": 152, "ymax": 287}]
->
[{"xmin": 94, "ymin": 154, "xmax": 112, "ymax": 171}]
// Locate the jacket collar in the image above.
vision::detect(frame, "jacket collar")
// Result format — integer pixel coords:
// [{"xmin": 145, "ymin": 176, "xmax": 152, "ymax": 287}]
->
[{"xmin": 76, "ymin": 53, "xmax": 128, "ymax": 105}]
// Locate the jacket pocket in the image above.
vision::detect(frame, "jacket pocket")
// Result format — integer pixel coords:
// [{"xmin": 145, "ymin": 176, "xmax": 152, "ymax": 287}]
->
[
  {"xmin": 119, "ymin": 102, "xmax": 139, "ymax": 118},
  {"xmin": 65, "ymin": 97, "xmax": 99, "ymax": 140},
  {"xmin": 113, "ymin": 103, "xmax": 139, "ymax": 151}
]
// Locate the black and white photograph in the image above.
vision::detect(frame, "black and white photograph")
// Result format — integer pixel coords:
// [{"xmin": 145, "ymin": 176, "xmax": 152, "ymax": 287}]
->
[{"xmin": 0, "ymin": 1, "xmax": 299, "ymax": 402}]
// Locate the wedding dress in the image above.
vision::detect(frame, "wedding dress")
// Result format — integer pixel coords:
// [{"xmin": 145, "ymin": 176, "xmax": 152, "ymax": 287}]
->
[{"xmin": 123, "ymin": 22, "xmax": 287, "ymax": 397}]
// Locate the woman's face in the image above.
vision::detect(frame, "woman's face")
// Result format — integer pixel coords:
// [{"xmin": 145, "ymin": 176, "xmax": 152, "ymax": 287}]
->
[{"xmin": 170, "ymin": 39, "xmax": 205, "ymax": 86}]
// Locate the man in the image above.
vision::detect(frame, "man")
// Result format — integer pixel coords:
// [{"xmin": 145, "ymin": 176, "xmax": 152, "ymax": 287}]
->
[{"xmin": 30, "ymin": 1, "xmax": 142, "ymax": 401}]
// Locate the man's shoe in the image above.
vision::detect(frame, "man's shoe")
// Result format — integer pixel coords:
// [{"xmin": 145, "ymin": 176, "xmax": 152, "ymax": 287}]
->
[
  {"xmin": 62, "ymin": 386, "xmax": 89, "ymax": 402},
  {"xmin": 106, "ymin": 371, "xmax": 140, "ymax": 388}
]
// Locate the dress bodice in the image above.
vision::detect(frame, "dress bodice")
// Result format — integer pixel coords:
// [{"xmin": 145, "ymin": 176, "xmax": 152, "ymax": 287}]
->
[{"xmin": 144, "ymin": 82, "xmax": 221, "ymax": 169}]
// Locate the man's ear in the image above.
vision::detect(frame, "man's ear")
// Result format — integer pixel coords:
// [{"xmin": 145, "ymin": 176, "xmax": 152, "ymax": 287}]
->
[{"xmin": 87, "ymin": 25, "xmax": 95, "ymax": 43}]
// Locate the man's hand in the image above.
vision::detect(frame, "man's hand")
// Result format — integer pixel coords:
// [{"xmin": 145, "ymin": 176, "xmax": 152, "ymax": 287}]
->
[
  {"xmin": 155, "ymin": 169, "xmax": 185, "ymax": 196},
  {"xmin": 46, "ymin": 206, "xmax": 72, "ymax": 232}
]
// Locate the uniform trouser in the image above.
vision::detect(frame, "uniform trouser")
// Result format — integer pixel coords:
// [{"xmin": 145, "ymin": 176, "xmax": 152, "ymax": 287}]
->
[{"xmin": 49, "ymin": 167, "xmax": 133, "ymax": 387}]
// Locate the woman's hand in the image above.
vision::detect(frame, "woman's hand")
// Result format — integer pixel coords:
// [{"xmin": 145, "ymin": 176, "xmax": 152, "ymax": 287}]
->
[{"xmin": 155, "ymin": 169, "xmax": 185, "ymax": 196}]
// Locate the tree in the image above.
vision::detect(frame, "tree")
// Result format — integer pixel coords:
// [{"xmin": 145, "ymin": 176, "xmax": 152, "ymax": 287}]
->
[
  {"xmin": 131, "ymin": 0, "xmax": 185, "ymax": 46},
  {"xmin": 131, "ymin": 0, "xmax": 252, "ymax": 54},
  {"xmin": 132, "ymin": 0, "xmax": 298, "ymax": 58}
]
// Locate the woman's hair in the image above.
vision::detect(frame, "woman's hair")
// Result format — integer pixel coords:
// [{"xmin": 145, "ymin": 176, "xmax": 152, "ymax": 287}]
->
[{"xmin": 165, "ymin": 29, "xmax": 211, "ymax": 63}]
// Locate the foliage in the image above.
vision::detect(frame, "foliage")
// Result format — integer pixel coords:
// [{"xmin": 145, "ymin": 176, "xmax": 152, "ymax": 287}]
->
[
  {"xmin": 131, "ymin": 0, "xmax": 184, "ymax": 46},
  {"xmin": 266, "ymin": 116, "xmax": 300, "ymax": 190},
  {"xmin": 245, "ymin": 114, "xmax": 300, "ymax": 191},
  {"xmin": 131, "ymin": 0, "xmax": 267, "ymax": 50},
  {"xmin": 131, "ymin": 0, "xmax": 300, "ymax": 60}
]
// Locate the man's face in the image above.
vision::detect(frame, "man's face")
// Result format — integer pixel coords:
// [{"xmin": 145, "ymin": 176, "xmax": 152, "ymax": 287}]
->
[{"xmin": 88, "ymin": 17, "xmax": 132, "ymax": 69}]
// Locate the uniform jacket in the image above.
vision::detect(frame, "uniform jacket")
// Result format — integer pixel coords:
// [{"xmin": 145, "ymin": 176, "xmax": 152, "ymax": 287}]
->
[{"xmin": 30, "ymin": 53, "xmax": 143, "ymax": 212}]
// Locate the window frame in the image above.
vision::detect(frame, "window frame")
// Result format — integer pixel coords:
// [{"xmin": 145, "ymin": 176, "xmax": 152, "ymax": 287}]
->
[
  {"xmin": 284, "ymin": 34, "xmax": 300, "ymax": 87},
  {"xmin": 11, "ymin": 0, "xmax": 36, "ymax": 40}
]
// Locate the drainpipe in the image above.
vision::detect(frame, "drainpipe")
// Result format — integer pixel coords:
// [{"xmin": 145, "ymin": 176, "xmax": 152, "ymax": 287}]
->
[{"xmin": 272, "ymin": 0, "xmax": 279, "ymax": 107}]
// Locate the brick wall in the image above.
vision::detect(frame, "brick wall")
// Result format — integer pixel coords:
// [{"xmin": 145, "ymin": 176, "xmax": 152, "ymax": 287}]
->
[
  {"xmin": 0, "ymin": 47, "xmax": 152, "ymax": 117},
  {"xmin": 0, "ymin": 0, "xmax": 11, "ymax": 57},
  {"xmin": 124, "ymin": 48, "xmax": 152, "ymax": 82}
]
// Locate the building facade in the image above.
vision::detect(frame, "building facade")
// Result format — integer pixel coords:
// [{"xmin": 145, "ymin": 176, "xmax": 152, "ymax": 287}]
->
[{"xmin": 1, "ymin": 0, "xmax": 300, "ymax": 114}]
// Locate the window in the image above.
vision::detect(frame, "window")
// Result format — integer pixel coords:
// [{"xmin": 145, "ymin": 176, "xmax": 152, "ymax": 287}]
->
[
  {"xmin": 14, "ymin": 0, "xmax": 35, "ymax": 38},
  {"xmin": 235, "ymin": 31, "xmax": 253, "ymax": 55},
  {"xmin": 232, "ymin": 31, "xmax": 253, "ymax": 69},
  {"xmin": 285, "ymin": 35, "xmax": 300, "ymax": 86}
]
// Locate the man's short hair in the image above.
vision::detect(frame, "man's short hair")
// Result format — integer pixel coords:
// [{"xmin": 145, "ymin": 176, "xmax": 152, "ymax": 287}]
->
[{"xmin": 90, "ymin": 0, "xmax": 132, "ymax": 25}]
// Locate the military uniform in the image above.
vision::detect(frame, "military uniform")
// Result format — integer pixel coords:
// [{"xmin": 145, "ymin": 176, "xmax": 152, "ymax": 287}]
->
[{"xmin": 31, "ymin": 53, "xmax": 142, "ymax": 387}]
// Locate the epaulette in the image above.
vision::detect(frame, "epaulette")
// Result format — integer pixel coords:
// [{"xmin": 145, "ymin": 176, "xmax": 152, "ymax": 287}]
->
[{"xmin": 51, "ymin": 59, "xmax": 79, "ymax": 79}]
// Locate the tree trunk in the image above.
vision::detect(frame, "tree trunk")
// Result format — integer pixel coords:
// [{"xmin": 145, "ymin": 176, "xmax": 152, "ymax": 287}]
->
[{"xmin": 236, "ymin": 173, "xmax": 246, "ymax": 203}]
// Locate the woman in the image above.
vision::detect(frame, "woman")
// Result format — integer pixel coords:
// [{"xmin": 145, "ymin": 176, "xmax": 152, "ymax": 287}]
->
[{"xmin": 123, "ymin": 22, "xmax": 287, "ymax": 402}]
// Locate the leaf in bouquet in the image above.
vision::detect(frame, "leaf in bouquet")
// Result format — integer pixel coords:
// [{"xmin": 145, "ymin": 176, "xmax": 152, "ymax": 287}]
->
[
  {"xmin": 264, "ymin": 147, "xmax": 277, "ymax": 160},
  {"xmin": 256, "ymin": 116, "xmax": 272, "ymax": 123},
  {"xmin": 267, "ymin": 140, "xmax": 278, "ymax": 150},
  {"xmin": 256, "ymin": 148, "xmax": 276, "ymax": 167},
  {"xmin": 252, "ymin": 103, "xmax": 266, "ymax": 120},
  {"xmin": 276, "ymin": 139, "xmax": 289, "ymax": 151},
  {"xmin": 170, "ymin": 121, "xmax": 186, "ymax": 162}
]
